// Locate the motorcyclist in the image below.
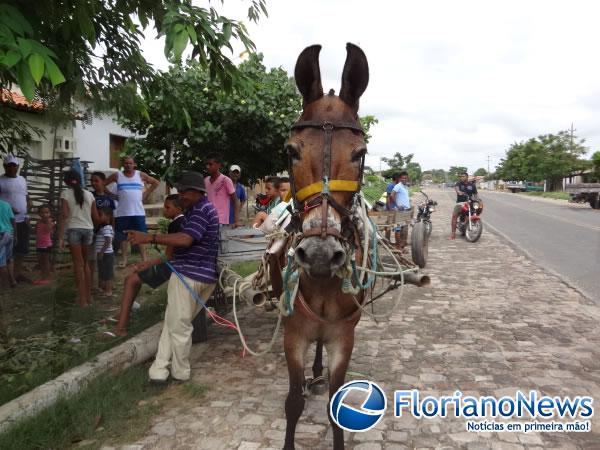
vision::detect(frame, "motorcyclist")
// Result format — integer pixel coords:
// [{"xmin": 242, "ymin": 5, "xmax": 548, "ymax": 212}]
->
[{"xmin": 450, "ymin": 172, "xmax": 478, "ymax": 240}]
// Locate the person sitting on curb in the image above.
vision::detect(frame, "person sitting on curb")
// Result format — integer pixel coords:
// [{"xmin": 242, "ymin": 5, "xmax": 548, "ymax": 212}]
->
[
  {"xmin": 127, "ymin": 171, "xmax": 219, "ymax": 383},
  {"xmin": 107, "ymin": 194, "xmax": 185, "ymax": 337}
]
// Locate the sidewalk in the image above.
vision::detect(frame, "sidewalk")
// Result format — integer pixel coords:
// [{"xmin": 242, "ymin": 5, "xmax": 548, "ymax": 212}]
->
[{"xmin": 104, "ymin": 189, "xmax": 600, "ymax": 450}]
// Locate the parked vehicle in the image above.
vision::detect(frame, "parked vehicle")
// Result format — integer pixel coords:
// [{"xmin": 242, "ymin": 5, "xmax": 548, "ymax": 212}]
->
[
  {"xmin": 411, "ymin": 192, "xmax": 437, "ymax": 268},
  {"xmin": 565, "ymin": 183, "xmax": 600, "ymax": 209},
  {"xmin": 414, "ymin": 191, "xmax": 437, "ymax": 237},
  {"xmin": 457, "ymin": 195, "xmax": 483, "ymax": 242},
  {"xmin": 506, "ymin": 181, "xmax": 544, "ymax": 193}
]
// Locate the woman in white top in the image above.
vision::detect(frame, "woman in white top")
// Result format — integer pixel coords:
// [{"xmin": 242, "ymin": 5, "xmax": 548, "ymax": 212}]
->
[{"xmin": 58, "ymin": 169, "xmax": 98, "ymax": 307}]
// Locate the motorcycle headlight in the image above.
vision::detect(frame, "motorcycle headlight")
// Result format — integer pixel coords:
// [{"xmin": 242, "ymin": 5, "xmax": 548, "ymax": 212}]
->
[
  {"xmin": 429, "ymin": 206, "xmax": 435, "ymax": 212},
  {"xmin": 472, "ymin": 202, "xmax": 479, "ymax": 209}
]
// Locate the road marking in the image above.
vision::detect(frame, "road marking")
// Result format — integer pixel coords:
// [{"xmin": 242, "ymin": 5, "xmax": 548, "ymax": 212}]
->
[{"xmin": 481, "ymin": 193, "xmax": 600, "ymax": 232}]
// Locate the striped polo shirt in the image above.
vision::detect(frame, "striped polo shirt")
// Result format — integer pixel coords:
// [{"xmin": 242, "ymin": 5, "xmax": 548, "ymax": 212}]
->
[{"xmin": 171, "ymin": 197, "xmax": 220, "ymax": 283}]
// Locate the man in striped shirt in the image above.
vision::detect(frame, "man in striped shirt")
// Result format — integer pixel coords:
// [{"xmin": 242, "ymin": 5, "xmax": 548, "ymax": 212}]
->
[{"xmin": 127, "ymin": 171, "xmax": 219, "ymax": 382}]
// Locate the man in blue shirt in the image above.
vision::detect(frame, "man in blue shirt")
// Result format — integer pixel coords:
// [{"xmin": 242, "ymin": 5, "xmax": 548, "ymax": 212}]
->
[
  {"xmin": 228, "ymin": 164, "xmax": 246, "ymax": 226},
  {"xmin": 389, "ymin": 171, "xmax": 410, "ymax": 251}
]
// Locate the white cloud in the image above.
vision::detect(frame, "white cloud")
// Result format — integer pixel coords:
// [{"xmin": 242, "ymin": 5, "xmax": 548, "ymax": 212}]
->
[{"xmin": 142, "ymin": 0, "xmax": 600, "ymax": 173}]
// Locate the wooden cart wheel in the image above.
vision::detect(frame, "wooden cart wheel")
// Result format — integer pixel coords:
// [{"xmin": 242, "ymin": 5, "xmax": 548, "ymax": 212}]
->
[{"xmin": 411, "ymin": 221, "xmax": 428, "ymax": 268}]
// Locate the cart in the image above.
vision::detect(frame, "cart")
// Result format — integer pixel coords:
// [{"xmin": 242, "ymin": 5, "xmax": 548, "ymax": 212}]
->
[{"xmin": 368, "ymin": 207, "xmax": 429, "ymax": 268}]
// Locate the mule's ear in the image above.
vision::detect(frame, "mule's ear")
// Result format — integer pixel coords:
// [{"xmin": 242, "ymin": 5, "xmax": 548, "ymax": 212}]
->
[
  {"xmin": 339, "ymin": 43, "xmax": 369, "ymax": 110},
  {"xmin": 294, "ymin": 45, "xmax": 324, "ymax": 107}
]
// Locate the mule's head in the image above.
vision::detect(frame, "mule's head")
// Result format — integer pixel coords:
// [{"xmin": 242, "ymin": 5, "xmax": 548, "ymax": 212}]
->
[{"xmin": 288, "ymin": 43, "xmax": 369, "ymax": 278}]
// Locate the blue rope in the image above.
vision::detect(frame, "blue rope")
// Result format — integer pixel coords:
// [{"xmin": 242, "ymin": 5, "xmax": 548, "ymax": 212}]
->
[{"xmin": 164, "ymin": 260, "xmax": 211, "ymax": 310}]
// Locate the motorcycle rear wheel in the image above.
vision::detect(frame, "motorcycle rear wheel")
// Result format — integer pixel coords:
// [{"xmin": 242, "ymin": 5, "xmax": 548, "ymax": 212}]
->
[
  {"xmin": 411, "ymin": 221, "xmax": 428, "ymax": 268},
  {"xmin": 465, "ymin": 220, "xmax": 483, "ymax": 242}
]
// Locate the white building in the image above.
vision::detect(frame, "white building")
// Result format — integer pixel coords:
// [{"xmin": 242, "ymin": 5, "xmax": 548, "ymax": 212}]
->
[{"xmin": 73, "ymin": 109, "xmax": 136, "ymax": 170}]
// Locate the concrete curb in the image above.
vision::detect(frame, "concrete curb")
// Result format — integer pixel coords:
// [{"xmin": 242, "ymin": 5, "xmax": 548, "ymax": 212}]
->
[
  {"xmin": 483, "ymin": 220, "xmax": 596, "ymax": 304},
  {"xmin": 0, "ymin": 321, "xmax": 163, "ymax": 433}
]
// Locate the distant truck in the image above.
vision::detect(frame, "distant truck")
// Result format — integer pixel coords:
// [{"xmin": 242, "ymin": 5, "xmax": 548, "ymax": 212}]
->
[
  {"xmin": 506, "ymin": 181, "xmax": 544, "ymax": 193},
  {"xmin": 565, "ymin": 183, "xmax": 600, "ymax": 209}
]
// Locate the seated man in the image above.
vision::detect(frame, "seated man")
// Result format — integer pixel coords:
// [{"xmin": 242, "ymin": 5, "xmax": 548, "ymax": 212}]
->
[
  {"xmin": 127, "ymin": 171, "xmax": 219, "ymax": 383},
  {"xmin": 111, "ymin": 194, "xmax": 184, "ymax": 337}
]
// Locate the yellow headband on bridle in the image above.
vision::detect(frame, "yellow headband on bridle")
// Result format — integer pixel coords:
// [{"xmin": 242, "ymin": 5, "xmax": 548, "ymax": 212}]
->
[{"xmin": 291, "ymin": 179, "xmax": 360, "ymax": 203}]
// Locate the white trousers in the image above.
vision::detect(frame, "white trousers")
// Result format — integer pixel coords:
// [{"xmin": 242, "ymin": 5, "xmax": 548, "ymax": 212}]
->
[{"xmin": 149, "ymin": 273, "xmax": 215, "ymax": 381}]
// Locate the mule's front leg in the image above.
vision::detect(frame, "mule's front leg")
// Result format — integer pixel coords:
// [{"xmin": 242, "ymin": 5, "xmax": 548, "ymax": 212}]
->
[
  {"xmin": 283, "ymin": 330, "xmax": 309, "ymax": 450},
  {"xmin": 326, "ymin": 335, "xmax": 355, "ymax": 450}
]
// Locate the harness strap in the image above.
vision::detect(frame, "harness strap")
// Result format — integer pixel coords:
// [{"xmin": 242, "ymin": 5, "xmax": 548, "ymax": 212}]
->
[
  {"xmin": 291, "ymin": 120, "xmax": 364, "ymax": 134},
  {"xmin": 295, "ymin": 290, "xmax": 362, "ymax": 325},
  {"xmin": 295, "ymin": 180, "xmax": 360, "ymax": 202}
]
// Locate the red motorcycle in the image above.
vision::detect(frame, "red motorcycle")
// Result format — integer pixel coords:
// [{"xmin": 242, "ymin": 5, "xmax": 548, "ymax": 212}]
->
[{"xmin": 457, "ymin": 195, "xmax": 483, "ymax": 242}]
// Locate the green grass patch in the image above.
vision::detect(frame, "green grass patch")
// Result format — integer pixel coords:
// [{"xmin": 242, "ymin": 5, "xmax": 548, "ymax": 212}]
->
[
  {"xmin": 521, "ymin": 191, "xmax": 570, "ymax": 200},
  {"xmin": 0, "ymin": 364, "xmax": 173, "ymax": 450},
  {"xmin": 0, "ymin": 269, "xmax": 168, "ymax": 406},
  {"xmin": 181, "ymin": 381, "xmax": 208, "ymax": 398},
  {"xmin": 362, "ymin": 179, "xmax": 388, "ymax": 204},
  {"xmin": 230, "ymin": 260, "xmax": 260, "ymax": 277}
]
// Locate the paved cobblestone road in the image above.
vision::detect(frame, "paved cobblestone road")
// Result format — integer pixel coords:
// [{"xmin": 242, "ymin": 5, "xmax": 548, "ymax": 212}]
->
[{"xmin": 106, "ymin": 190, "xmax": 600, "ymax": 450}]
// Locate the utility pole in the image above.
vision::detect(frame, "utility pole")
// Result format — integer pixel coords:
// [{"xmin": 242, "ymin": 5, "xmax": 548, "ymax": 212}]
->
[
  {"xmin": 570, "ymin": 122, "xmax": 575, "ymax": 152},
  {"xmin": 487, "ymin": 155, "xmax": 491, "ymax": 175}
]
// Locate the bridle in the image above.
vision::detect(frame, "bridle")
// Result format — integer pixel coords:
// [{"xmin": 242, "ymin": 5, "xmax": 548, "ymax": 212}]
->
[{"xmin": 287, "ymin": 120, "xmax": 366, "ymax": 241}]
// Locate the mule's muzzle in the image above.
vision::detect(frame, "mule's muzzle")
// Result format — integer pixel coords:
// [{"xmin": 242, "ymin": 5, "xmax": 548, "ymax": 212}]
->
[{"xmin": 295, "ymin": 236, "xmax": 346, "ymax": 278}]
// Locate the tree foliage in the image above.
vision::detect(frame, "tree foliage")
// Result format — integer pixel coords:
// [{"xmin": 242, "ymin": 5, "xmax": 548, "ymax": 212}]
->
[
  {"xmin": 380, "ymin": 152, "xmax": 422, "ymax": 183},
  {"xmin": 448, "ymin": 166, "xmax": 468, "ymax": 180},
  {"xmin": 496, "ymin": 131, "xmax": 588, "ymax": 190},
  {"xmin": 121, "ymin": 54, "xmax": 378, "ymax": 183},
  {"xmin": 474, "ymin": 168, "xmax": 488, "ymax": 177},
  {"xmin": 0, "ymin": 0, "xmax": 267, "ymax": 153}
]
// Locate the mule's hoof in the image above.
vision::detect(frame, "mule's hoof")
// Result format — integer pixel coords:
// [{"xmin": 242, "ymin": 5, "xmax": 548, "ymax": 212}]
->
[{"xmin": 308, "ymin": 376, "xmax": 328, "ymax": 395}]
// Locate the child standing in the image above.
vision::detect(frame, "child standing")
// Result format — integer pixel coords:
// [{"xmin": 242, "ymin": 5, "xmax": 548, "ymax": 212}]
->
[
  {"xmin": 90, "ymin": 172, "xmax": 116, "ymax": 292},
  {"xmin": 0, "ymin": 198, "xmax": 16, "ymax": 288},
  {"xmin": 34, "ymin": 205, "xmax": 54, "ymax": 285},
  {"xmin": 96, "ymin": 207, "xmax": 114, "ymax": 296}
]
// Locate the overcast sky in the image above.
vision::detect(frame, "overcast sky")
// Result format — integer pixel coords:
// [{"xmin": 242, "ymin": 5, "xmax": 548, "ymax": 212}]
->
[{"xmin": 142, "ymin": 0, "xmax": 600, "ymax": 173}]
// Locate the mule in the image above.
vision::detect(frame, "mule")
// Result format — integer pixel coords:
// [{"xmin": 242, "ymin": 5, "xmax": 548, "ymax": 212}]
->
[{"xmin": 281, "ymin": 43, "xmax": 370, "ymax": 450}]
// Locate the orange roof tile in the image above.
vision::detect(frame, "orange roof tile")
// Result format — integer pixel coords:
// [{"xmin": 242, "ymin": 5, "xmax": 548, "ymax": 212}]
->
[{"xmin": 1, "ymin": 89, "xmax": 45, "ymax": 111}]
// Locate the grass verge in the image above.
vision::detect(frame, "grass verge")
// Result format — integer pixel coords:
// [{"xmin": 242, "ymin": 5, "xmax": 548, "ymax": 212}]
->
[
  {"xmin": 521, "ymin": 191, "xmax": 570, "ymax": 200},
  {"xmin": 0, "ymin": 267, "xmax": 168, "ymax": 406},
  {"xmin": 0, "ymin": 364, "xmax": 179, "ymax": 449}
]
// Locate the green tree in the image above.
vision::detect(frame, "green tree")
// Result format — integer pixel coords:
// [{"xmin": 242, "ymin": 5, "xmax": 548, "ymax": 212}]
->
[
  {"xmin": 474, "ymin": 168, "xmax": 488, "ymax": 177},
  {"xmin": 0, "ymin": 0, "xmax": 267, "ymax": 153},
  {"xmin": 405, "ymin": 161, "xmax": 422, "ymax": 184},
  {"xmin": 591, "ymin": 151, "xmax": 600, "ymax": 182},
  {"xmin": 122, "ymin": 55, "xmax": 378, "ymax": 182},
  {"xmin": 381, "ymin": 152, "xmax": 413, "ymax": 172},
  {"xmin": 430, "ymin": 169, "xmax": 447, "ymax": 184},
  {"xmin": 121, "ymin": 54, "xmax": 299, "ymax": 183},
  {"xmin": 448, "ymin": 166, "xmax": 468, "ymax": 181},
  {"xmin": 496, "ymin": 131, "xmax": 588, "ymax": 190}
]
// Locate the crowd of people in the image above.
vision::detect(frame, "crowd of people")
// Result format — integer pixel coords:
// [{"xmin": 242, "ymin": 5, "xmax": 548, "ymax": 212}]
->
[{"xmin": 0, "ymin": 151, "xmax": 294, "ymax": 383}]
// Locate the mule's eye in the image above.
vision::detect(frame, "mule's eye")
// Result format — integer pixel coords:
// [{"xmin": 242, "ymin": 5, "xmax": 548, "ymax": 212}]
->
[
  {"xmin": 286, "ymin": 143, "xmax": 301, "ymax": 161},
  {"xmin": 351, "ymin": 146, "xmax": 367, "ymax": 162}
]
